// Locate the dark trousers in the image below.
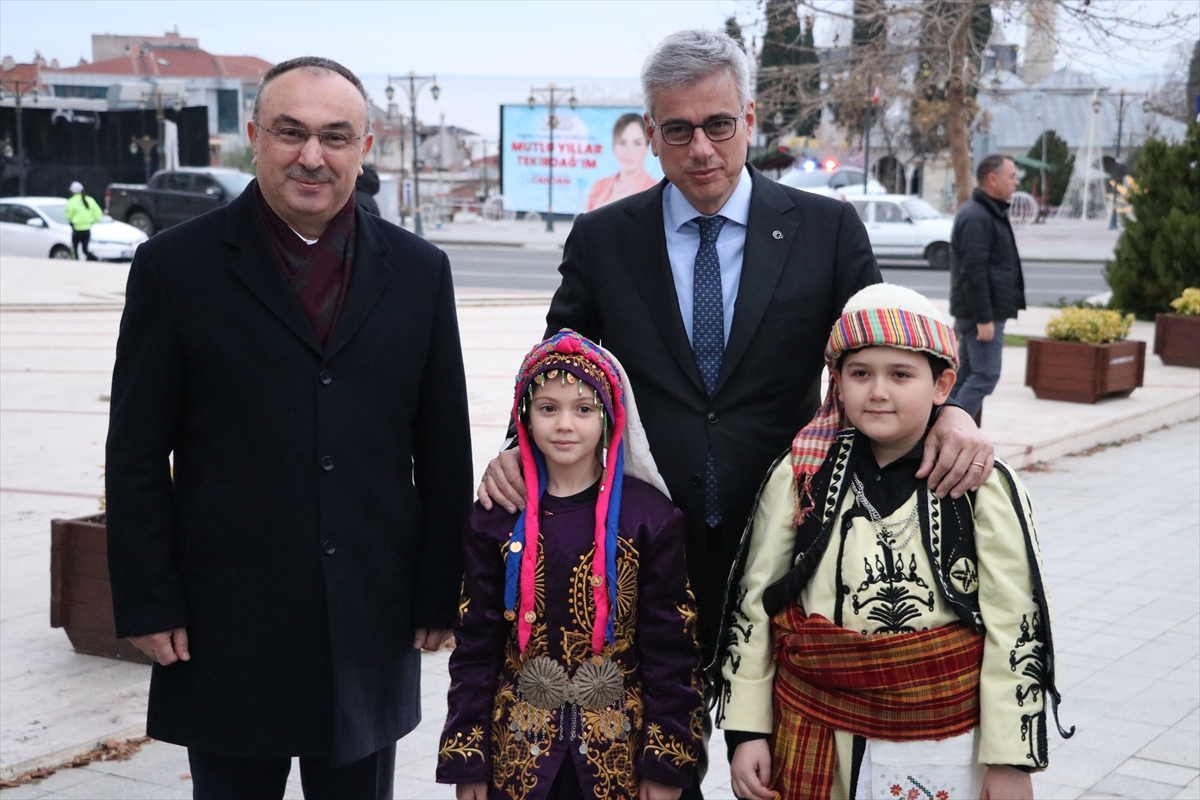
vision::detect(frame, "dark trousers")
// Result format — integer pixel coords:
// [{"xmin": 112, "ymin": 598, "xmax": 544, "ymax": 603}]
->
[
  {"xmin": 187, "ymin": 745, "xmax": 396, "ymax": 800},
  {"xmin": 71, "ymin": 229, "xmax": 96, "ymax": 261},
  {"xmin": 951, "ymin": 319, "xmax": 1005, "ymax": 418}
]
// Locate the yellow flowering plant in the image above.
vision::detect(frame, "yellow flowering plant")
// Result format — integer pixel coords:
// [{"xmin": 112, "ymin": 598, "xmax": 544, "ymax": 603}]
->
[
  {"xmin": 1044, "ymin": 307, "xmax": 1134, "ymax": 344},
  {"xmin": 1169, "ymin": 288, "xmax": 1200, "ymax": 316}
]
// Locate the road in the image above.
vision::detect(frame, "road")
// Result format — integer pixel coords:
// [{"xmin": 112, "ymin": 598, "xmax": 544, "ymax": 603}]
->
[{"xmin": 445, "ymin": 246, "xmax": 1110, "ymax": 306}]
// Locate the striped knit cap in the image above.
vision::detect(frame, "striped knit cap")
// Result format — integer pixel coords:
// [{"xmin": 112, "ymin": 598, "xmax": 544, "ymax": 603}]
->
[{"xmin": 791, "ymin": 284, "xmax": 959, "ymax": 524}]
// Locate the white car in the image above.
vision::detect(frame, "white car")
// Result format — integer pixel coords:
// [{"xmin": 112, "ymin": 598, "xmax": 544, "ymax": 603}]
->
[
  {"xmin": 847, "ymin": 195, "xmax": 953, "ymax": 270},
  {"xmin": 778, "ymin": 164, "xmax": 887, "ymax": 199},
  {"xmin": 0, "ymin": 197, "xmax": 148, "ymax": 261}
]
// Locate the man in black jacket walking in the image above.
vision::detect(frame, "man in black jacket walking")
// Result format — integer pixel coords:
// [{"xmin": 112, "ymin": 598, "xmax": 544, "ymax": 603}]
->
[{"xmin": 949, "ymin": 154, "xmax": 1025, "ymax": 420}]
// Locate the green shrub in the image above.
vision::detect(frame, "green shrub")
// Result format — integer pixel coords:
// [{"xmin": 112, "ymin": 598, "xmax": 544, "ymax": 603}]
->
[
  {"xmin": 1044, "ymin": 307, "xmax": 1134, "ymax": 344},
  {"xmin": 1019, "ymin": 130, "xmax": 1074, "ymax": 207},
  {"xmin": 1104, "ymin": 122, "xmax": 1200, "ymax": 319},
  {"xmin": 1170, "ymin": 287, "xmax": 1200, "ymax": 316}
]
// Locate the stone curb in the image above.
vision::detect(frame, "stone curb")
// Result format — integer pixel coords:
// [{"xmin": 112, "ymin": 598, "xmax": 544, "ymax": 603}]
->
[
  {"xmin": 995, "ymin": 396, "xmax": 1200, "ymax": 469},
  {"xmin": 0, "ymin": 726, "xmax": 145, "ymax": 782}
]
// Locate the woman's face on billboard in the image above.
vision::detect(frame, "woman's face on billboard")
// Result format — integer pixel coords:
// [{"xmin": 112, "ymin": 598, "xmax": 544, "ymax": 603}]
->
[{"xmin": 614, "ymin": 122, "xmax": 649, "ymax": 171}]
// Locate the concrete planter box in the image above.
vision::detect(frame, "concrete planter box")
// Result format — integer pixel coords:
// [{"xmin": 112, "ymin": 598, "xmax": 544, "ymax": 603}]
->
[
  {"xmin": 1025, "ymin": 338, "xmax": 1146, "ymax": 404},
  {"xmin": 1154, "ymin": 313, "xmax": 1200, "ymax": 368},
  {"xmin": 50, "ymin": 514, "xmax": 152, "ymax": 664}
]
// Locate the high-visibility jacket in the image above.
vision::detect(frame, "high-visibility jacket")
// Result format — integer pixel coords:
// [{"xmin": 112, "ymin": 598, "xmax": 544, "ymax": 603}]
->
[{"xmin": 66, "ymin": 193, "xmax": 103, "ymax": 231}]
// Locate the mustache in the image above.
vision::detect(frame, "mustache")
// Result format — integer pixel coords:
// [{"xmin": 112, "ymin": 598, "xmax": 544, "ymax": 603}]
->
[{"xmin": 285, "ymin": 166, "xmax": 337, "ymax": 184}]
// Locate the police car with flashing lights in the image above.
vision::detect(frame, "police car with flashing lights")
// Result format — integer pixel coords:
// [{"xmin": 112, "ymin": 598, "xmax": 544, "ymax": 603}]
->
[{"xmin": 778, "ymin": 157, "xmax": 887, "ymax": 199}]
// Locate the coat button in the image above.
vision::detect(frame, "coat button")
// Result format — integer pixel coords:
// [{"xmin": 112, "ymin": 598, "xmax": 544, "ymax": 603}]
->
[
  {"xmin": 707, "ymin": 412, "xmax": 718, "ymax": 424},
  {"xmin": 691, "ymin": 474, "xmax": 702, "ymax": 487},
  {"xmin": 321, "ymin": 456, "xmax": 334, "ymax": 471},
  {"xmin": 322, "ymin": 540, "xmax": 336, "ymax": 555},
  {"xmin": 320, "ymin": 370, "xmax": 332, "ymax": 385},
  {"xmin": 844, "ymin": 518, "xmax": 855, "ymax": 530}
]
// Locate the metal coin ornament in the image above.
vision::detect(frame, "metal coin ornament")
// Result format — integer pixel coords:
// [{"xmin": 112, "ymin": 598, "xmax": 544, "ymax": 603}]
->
[
  {"xmin": 571, "ymin": 656, "xmax": 623, "ymax": 710},
  {"xmin": 518, "ymin": 656, "xmax": 571, "ymax": 709}
]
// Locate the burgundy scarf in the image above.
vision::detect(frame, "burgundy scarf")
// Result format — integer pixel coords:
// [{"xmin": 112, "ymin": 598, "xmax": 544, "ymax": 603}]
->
[{"xmin": 256, "ymin": 185, "xmax": 357, "ymax": 347}]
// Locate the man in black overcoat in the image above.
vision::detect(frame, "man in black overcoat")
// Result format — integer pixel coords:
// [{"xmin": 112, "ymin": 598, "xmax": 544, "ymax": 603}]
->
[
  {"xmin": 478, "ymin": 30, "xmax": 993, "ymax": 795},
  {"xmin": 105, "ymin": 57, "xmax": 472, "ymax": 799}
]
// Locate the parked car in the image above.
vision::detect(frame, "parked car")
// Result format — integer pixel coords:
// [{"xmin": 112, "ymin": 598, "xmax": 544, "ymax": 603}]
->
[
  {"xmin": 106, "ymin": 167, "xmax": 253, "ymax": 236},
  {"xmin": 848, "ymin": 195, "xmax": 953, "ymax": 270},
  {"xmin": 0, "ymin": 197, "xmax": 147, "ymax": 261},
  {"xmin": 778, "ymin": 164, "xmax": 886, "ymax": 199}
]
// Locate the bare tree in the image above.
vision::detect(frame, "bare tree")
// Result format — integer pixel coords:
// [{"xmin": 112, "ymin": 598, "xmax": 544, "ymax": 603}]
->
[{"xmin": 747, "ymin": 0, "xmax": 1198, "ymax": 207}]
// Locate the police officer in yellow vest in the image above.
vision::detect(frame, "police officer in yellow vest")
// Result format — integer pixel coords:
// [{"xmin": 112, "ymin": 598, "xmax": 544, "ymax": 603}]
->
[{"xmin": 66, "ymin": 181, "xmax": 103, "ymax": 261}]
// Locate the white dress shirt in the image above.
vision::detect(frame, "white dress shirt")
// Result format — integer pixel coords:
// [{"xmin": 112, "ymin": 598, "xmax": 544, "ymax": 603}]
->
[{"xmin": 662, "ymin": 166, "xmax": 753, "ymax": 345}]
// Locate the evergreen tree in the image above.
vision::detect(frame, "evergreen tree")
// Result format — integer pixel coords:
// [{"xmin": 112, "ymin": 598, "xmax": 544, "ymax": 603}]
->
[
  {"xmin": 725, "ymin": 17, "xmax": 746, "ymax": 54},
  {"xmin": 757, "ymin": 0, "xmax": 803, "ymax": 138},
  {"xmin": 796, "ymin": 16, "xmax": 821, "ymax": 136},
  {"xmin": 1018, "ymin": 130, "xmax": 1074, "ymax": 207},
  {"xmin": 1105, "ymin": 122, "xmax": 1200, "ymax": 317},
  {"xmin": 1188, "ymin": 39, "xmax": 1199, "ymax": 120}
]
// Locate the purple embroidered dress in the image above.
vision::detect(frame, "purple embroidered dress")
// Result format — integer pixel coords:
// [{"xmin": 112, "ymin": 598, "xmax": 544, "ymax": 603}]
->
[{"xmin": 437, "ymin": 331, "xmax": 703, "ymax": 799}]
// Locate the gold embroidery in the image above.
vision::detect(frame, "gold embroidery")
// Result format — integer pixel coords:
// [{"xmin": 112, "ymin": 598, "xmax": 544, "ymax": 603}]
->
[
  {"xmin": 458, "ymin": 579, "xmax": 469, "ymax": 622},
  {"xmin": 645, "ymin": 723, "xmax": 698, "ymax": 767},
  {"xmin": 490, "ymin": 677, "xmax": 558, "ymax": 800},
  {"xmin": 438, "ymin": 726, "xmax": 484, "ymax": 763}
]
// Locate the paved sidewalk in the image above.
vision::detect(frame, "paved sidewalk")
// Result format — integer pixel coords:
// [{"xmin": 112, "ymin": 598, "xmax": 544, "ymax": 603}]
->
[
  {"xmin": 1, "ymin": 253, "xmax": 1196, "ymax": 797},
  {"xmin": 4, "ymin": 421, "xmax": 1195, "ymax": 799}
]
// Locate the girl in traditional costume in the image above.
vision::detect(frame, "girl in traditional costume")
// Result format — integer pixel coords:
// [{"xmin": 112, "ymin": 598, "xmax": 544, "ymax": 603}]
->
[
  {"xmin": 715, "ymin": 285, "xmax": 1072, "ymax": 800},
  {"xmin": 438, "ymin": 330, "xmax": 704, "ymax": 800}
]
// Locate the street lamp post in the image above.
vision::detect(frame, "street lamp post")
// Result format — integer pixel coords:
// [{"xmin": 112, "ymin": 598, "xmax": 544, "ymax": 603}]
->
[
  {"xmin": 129, "ymin": 135, "xmax": 158, "ymax": 183},
  {"xmin": 862, "ymin": 84, "xmax": 879, "ymax": 193},
  {"xmin": 386, "ymin": 73, "xmax": 439, "ymax": 237},
  {"xmin": 0, "ymin": 78, "xmax": 39, "ymax": 196},
  {"xmin": 528, "ymin": 83, "xmax": 576, "ymax": 233},
  {"xmin": 130, "ymin": 86, "xmax": 183, "ymax": 182},
  {"xmin": 1092, "ymin": 90, "xmax": 1151, "ymax": 231}
]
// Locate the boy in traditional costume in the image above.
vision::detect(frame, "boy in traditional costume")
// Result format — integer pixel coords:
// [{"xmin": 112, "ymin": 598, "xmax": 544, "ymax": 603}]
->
[
  {"xmin": 438, "ymin": 330, "xmax": 704, "ymax": 800},
  {"xmin": 715, "ymin": 285, "xmax": 1072, "ymax": 800}
]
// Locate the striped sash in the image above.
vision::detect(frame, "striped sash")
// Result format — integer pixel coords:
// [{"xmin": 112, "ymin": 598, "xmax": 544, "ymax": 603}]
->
[{"xmin": 770, "ymin": 605, "xmax": 984, "ymax": 798}]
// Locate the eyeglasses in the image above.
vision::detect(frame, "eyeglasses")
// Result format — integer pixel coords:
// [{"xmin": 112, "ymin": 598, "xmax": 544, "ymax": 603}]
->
[
  {"xmin": 259, "ymin": 126, "xmax": 364, "ymax": 152},
  {"xmin": 651, "ymin": 114, "xmax": 744, "ymax": 146}
]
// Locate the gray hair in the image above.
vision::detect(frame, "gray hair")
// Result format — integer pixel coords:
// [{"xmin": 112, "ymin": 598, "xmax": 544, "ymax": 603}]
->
[
  {"xmin": 641, "ymin": 29, "xmax": 751, "ymax": 119},
  {"xmin": 252, "ymin": 56, "xmax": 369, "ymax": 128}
]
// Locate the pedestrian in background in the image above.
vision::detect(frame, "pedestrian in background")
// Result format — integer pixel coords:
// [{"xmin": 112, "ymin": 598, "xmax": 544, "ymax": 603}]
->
[
  {"xmin": 949, "ymin": 154, "xmax": 1026, "ymax": 424},
  {"xmin": 355, "ymin": 164, "xmax": 381, "ymax": 216},
  {"xmin": 65, "ymin": 180, "xmax": 102, "ymax": 260},
  {"xmin": 105, "ymin": 56, "xmax": 472, "ymax": 799}
]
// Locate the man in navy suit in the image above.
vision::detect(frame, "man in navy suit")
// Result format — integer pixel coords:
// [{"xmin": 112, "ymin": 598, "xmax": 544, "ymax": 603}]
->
[
  {"xmin": 106, "ymin": 57, "xmax": 472, "ymax": 799},
  {"xmin": 480, "ymin": 27, "xmax": 992, "ymax": 686}
]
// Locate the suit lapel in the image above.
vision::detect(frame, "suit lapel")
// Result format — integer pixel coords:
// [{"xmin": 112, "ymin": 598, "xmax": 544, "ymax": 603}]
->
[
  {"xmin": 225, "ymin": 189, "xmax": 323, "ymax": 356},
  {"xmin": 715, "ymin": 167, "xmax": 798, "ymax": 394},
  {"xmin": 617, "ymin": 183, "xmax": 706, "ymax": 394},
  {"xmin": 322, "ymin": 209, "xmax": 394, "ymax": 363}
]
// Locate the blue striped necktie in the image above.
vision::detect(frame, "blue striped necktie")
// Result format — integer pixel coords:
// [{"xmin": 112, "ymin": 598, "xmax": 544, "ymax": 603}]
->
[{"xmin": 692, "ymin": 214, "xmax": 726, "ymax": 527}]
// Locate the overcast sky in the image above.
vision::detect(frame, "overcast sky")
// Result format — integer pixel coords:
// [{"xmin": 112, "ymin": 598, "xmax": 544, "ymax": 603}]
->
[{"xmin": 2, "ymin": 0, "xmax": 1193, "ymax": 140}]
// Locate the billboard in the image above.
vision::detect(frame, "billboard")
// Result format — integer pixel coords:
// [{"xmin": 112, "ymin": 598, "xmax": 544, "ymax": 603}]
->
[{"xmin": 500, "ymin": 105, "xmax": 664, "ymax": 215}]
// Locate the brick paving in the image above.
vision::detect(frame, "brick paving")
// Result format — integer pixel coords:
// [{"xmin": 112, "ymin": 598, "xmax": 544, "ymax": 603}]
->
[{"xmin": 1, "ymin": 250, "xmax": 1196, "ymax": 798}]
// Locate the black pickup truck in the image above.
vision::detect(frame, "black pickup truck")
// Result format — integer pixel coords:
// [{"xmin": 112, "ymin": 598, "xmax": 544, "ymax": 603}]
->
[{"xmin": 106, "ymin": 167, "xmax": 254, "ymax": 235}]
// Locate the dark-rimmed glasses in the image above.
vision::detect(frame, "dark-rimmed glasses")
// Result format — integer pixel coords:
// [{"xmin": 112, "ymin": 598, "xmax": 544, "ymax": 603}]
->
[
  {"xmin": 259, "ymin": 126, "xmax": 364, "ymax": 152},
  {"xmin": 651, "ymin": 114, "xmax": 744, "ymax": 146}
]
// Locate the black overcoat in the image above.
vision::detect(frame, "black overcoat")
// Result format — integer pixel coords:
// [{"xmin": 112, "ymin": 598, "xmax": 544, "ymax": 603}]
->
[
  {"xmin": 543, "ymin": 166, "xmax": 880, "ymax": 659},
  {"xmin": 105, "ymin": 185, "xmax": 473, "ymax": 765}
]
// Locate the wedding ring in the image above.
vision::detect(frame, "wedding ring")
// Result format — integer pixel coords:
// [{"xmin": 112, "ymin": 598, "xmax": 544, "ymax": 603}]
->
[{"xmin": 970, "ymin": 461, "xmax": 985, "ymax": 468}]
